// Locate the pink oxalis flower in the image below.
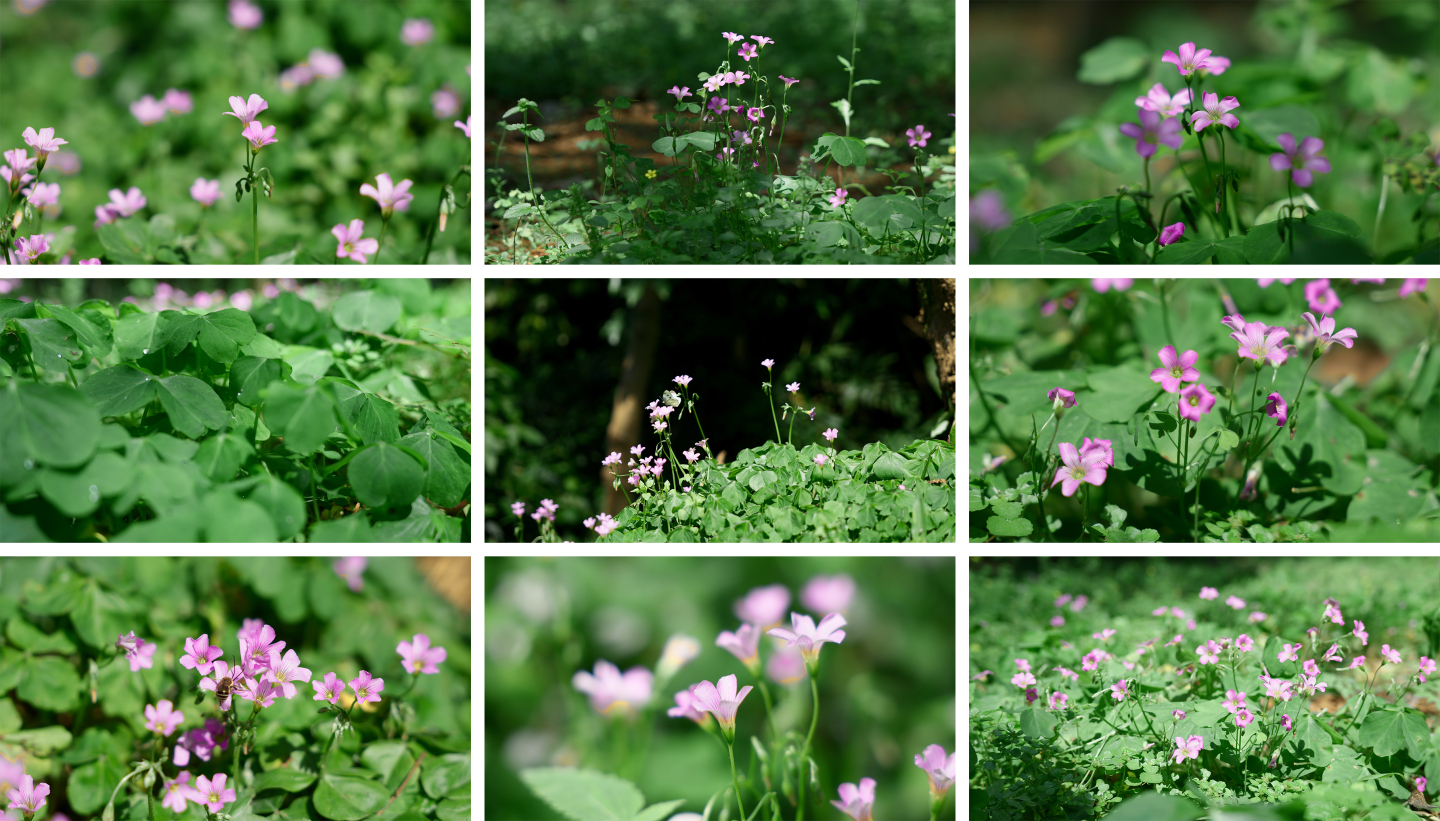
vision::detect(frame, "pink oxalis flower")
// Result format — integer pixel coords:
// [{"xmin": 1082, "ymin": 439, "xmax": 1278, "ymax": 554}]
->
[
  {"xmin": 145, "ymin": 699, "xmax": 184, "ymax": 736},
  {"xmin": 1303, "ymin": 279, "xmax": 1342, "ymax": 314},
  {"xmin": 1119, "ymin": 109, "xmax": 1183, "ymax": 158},
  {"xmin": 332, "ymin": 219, "xmax": 379, "ymax": 263},
  {"xmin": 6, "ymin": 774, "xmax": 49, "ymax": 814},
  {"xmin": 1150, "ymin": 345, "xmax": 1200, "ymax": 393},
  {"xmin": 1302, "ymin": 312, "xmax": 1357, "ymax": 353},
  {"xmin": 1190, "ymin": 92, "xmax": 1240, "ymax": 131},
  {"xmin": 736, "ymin": 584, "xmax": 790, "ymax": 626},
  {"xmin": 398, "ymin": 633, "xmax": 448, "ymax": 674},
  {"xmin": 190, "ymin": 178, "xmax": 222, "ymax": 207},
  {"xmin": 222, "ymin": 94, "xmax": 268, "ymax": 126},
  {"xmin": 1135, "ymin": 83, "xmax": 1192, "ymax": 117},
  {"xmin": 1161, "ymin": 42, "xmax": 1215, "ymax": 76},
  {"xmin": 1048, "ymin": 386, "xmax": 1076, "ymax": 408},
  {"xmin": 1178, "ymin": 382, "xmax": 1217, "ymax": 422},
  {"xmin": 1231, "ymin": 321, "xmax": 1290, "ymax": 367},
  {"xmin": 831, "ymin": 777, "xmax": 876, "ymax": 821},
  {"xmin": 1050, "ymin": 442, "xmax": 1107, "ymax": 497},
  {"xmin": 242, "ymin": 121, "xmax": 278, "ymax": 152},
  {"xmin": 188, "ymin": 773, "xmax": 236, "ymax": 812},
  {"xmin": 348, "ymin": 671, "xmax": 385, "ymax": 705},
  {"xmin": 1158, "ymin": 222, "xmax": 1185, "ymax": 246},
  {"xmin": 906, "ymin": 125, "xmax": 931, "ymax": 148},
  {"xmin": 360, "ymin": 173, "xmax": 415, "ymax": 218},
  {"xmin": 1269, "ymin": 133, "xmax": 1331, "ymax": 188},
  {"xmin": 1172, "ymin": 734, "xmax": 1203, "ymax": 764},
  {"xmin": 767, "ymin": 612, "xmax": 847, "ymax": 667},
  {"xmin": 1266, "ymin": 392, "xmax": 1287, "ymax": 427},
  {"xmin": 573, "ymin": 660, "xmax": 652, "ymax": 716},
  {"xmin": 690, "ymin": 673, "xmax": 753, "ymax": 742},
  {"xmin": 915, "ymin": 745, "xmax": 955, "ymax": 798}
]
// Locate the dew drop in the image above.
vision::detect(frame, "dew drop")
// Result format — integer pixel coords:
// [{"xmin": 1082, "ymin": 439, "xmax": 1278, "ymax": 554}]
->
[
  {"xmin": 23, "ymin": 459, "xmax": 35, "ymax": 470},
  {"xmin": 57, "ymin": 353, "xmax": 62, "ymax": 357},
  {"xmin": 88, "ymin": 484, "xmax": 100, "ymax": 503},
  {"xmin": 143, "ymin": 348, "xmax": 149, "ymax": 354},
  {"xmin": 145, "ymin": 377, "xmax": 150, "ymax": 381}
]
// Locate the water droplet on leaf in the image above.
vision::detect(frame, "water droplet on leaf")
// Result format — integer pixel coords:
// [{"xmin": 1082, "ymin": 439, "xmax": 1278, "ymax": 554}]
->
[
  {"xmin": 143, "ymin": 348, "xmax": 149, "ymax": 354},
  {"xmin": 88, "ymin": 485, "xmax": 100, "ymax": 503},
  {"xmin": 23, "ymin": 459, "xmax": 35, "ymax": 470}
]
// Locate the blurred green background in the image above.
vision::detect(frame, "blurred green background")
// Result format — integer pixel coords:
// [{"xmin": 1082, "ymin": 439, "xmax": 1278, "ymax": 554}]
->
[
  {"xmin": 485, "ymin": 556, "xmax": 957, "ymax": 820},
  {"xmin": 970, "ymin": 0, "xmax": 1440, "ymax": 259},
  {"xmin": 0, "ymin": 0, "xmax": 471, "ymax": 264},
  {"xmin": 484, "ymin": 0, "xmax": 955, "ymax": 175},
  {"xmin": 485, "ymin": 278, "xmax": 954, "ymax": 542}
]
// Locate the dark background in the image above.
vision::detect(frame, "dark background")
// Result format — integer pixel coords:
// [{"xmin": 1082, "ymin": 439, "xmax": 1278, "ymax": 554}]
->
[
  {"xmin": 484, "ymin": 278, "xmax": 953, "ymax": 542},
  {"xmin": 484, "ymin": 0, "xmax": 956, "ymax": 190}
]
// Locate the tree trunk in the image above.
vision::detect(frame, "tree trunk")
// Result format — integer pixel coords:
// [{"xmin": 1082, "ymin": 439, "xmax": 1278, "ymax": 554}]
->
[
  {"xmin": 910, "ymin": 278, "xmax": 956, "ymax": 418},
  {"xmin": 603, "ymin": 283, "xmax": 662, "ymax": 516}
]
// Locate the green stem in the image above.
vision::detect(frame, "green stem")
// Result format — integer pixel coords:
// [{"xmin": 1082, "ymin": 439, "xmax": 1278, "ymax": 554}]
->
[
  {"xmin": 1158, "ymin": 280, "xmax": 1175, "ymax": 344},
  {"xmin": 797, "ymin": 673, "xmax": 821, "ymax": 821},
  {"xmin": 251, "ymin": 167, "xmax": 259, "ymax": 266},
  {"xmin": 375, "ymin": 218, "xmax": 388, "ymax": 263},
  {"xmin": 764, "ymin": 380, "xmax": 782, "ymax": 444},
  {"xmin": 727, "ymin": 740, "xmax": 746, "ymax": 820},
  {"xmin": 1217, "ymin": 129, "xmax": 1230, "ymax": 238},
  {"xmin": 1374, "ymin": 171, "xmax": 1388, "ymax": 253}
]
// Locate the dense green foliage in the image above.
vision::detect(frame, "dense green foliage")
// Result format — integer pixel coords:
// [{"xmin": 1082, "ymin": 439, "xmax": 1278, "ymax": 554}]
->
[
  {"xmin": 970, "ymin": 0, "xmax": 1438, "ymax": 264},
  {"xmin": 1, "ymin": 0, "xmax": 471, "ymax": 264},
  {"xmin": 971, "ymin": 557, "xmax": 1440, "ymax": 820},
  {"xmin": 486, "ymin": 556, "xmax": 956, "ymax": 820},
  {"xmin": 486, "ymin": 278, "xmax": 955, "ymax": 542},
  {"xmin": 970, "ymin": 278, "xmax": 1440, "ymax": 543},
  {"xmin": 0, "ymin": 556, "xmax": 470, "ymax": 821},
  {"xmin": 1, "ymin": 278, "xmax": 471, "ymax": 542}
]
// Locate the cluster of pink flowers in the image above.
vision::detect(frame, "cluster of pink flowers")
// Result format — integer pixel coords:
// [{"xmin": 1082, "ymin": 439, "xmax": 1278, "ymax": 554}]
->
[
  {"xmin": 279, "ymin": 48, "xmax": 346, "ymax": 93},
  {"xmin": 121, "ymin": 281, "xmax": 255, "ymax": 312},
  {"xmin": 130, "ymin": 89, "xmax": 193, "ymax": 126},
  {"xmin": 223, "ymin": 93, "xmax": 278, "ymax": 153}
]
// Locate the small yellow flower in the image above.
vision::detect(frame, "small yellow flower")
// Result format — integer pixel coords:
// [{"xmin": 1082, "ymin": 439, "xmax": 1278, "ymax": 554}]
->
[
  {"xmin": 949, "ymin": 145, "xmax": 956, "ymax": 154},
  {"xmin": 645, "ymin": 169, "xmax": 657, "ymax": 179}
]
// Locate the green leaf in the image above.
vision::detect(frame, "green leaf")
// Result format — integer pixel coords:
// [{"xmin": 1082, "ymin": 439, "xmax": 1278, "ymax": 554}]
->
[
  {"xmin": 155, "ymin": 375, "xmax": 228, "ymax": 439},
  {"xmin": 987, "ymin": 516, "xmax": 1034, "ymax": 538},
  {"xmin": 1302, "ymin": 209, "xmax": 1362, "ymax": 238},
  {"xmin": 1243, "ymin": 219, "xmax": 1287, "ymax": 264},
  {"xmin": 651, "ymin": 134, "xmax": 696, "ymax": 158},
  {"xmin": 95, "ymin": 219, "xmax": 153, "ymax": 263},
  {"xmin": 112, "ymin": 311, "xmax": 162, "ymax": 361},
  {"xmin": 240, "ymin": 475, "xmax": 308, "ymax": 540},
  {"xmin": 1357, "ymin": 708, "xmax": 1429, "ymax": 758},
  {"xmin": 1275, "ymin": 395, "xmax": 1366, "ymax": 495},
  {"xmin": 0, "ymin": 380, "xmax": 102, "ymax": 469},
  {"xmin": 329, "ymin": 380, "xmax": 401, "ymax": 444},
  {"xmin": 1347, "ymin": 48, "xmax": 1415, "ymax": 114},
  {"xmin": 71, "ymin": 579, "xmax": 132, "ymax": 649},
  {"xmin": 1077, "ymin": 37, "xmax": 1149, "ymax": 84},
  {"xmin": 398, "ymin": 431, "xmax": 469, "ymax": 507},
  {"xmin": 193, "ymin": 432, "xmax": 253, "ymax": 482},
  {"xmin": 312, "ymin": 774, "xmax": 388, "ymax": 821},
  {"xmin": 253, "ymin": 767, "xmax": 317, "ymax": 794},
  {"xmin": 68, "ymin": 757, "xmax": 126, "ymax": 816},
  {"xmin": 1018, "ymin": 707, "xmax": 1057, "ymax": 738},
  {"xmin": 39, "ymin": 302, "xmax": 112, "ymax": 358},
  {"xmin": 521, "ymin": 767, "xmax": 650, "ymax": 821},
  {"xmin": 829, "ymin": 135, "xmax": 867, "ymax": 168},
  {"xmin": 309, "ymin": 515, "xmax": 374, "ymax": 542},
  {"xmin": 232, "ymin": 356, "xmax": 283, "ymax": 407},
  {"xmin": 163, "ymin": 308, "xmax": 258, "ymax": 363},
  {"xmin": 349, "ymin": 442, "xmax": 425, "ymax": 509},
  {"xmin": 436, "ymin": 796, "xmax": 472, "ymax": 821},
  {"xmin": 6, "ymin": 617, "xmax": 77, "ymax": 653},
  {"xmin": 852, "ymin": 195, "xmax": 922, "ymax": 236},
  {"xmin": 1103, "ymin": 792, "xmax": 1204, "ymax": 821},
  {"xmin": 264, "ymin": 382, "xmax": 338, "ymax": 455},
  {"xmin": 1215, "ymin": 428, "xmax": 1240, "ymax": 452},
  {"xmin": 17, "ymin": 655, "xmax": 81, "ymax": 712},
  {"xmin": 2, "ymin": 724, "xmax": 72, "ymax": 754},
  {"xmin": 1154, "ymin": 240, "xmax": 1217, "ymax": 265},
  {"xmin": 1083, "ymin": 366, "xmax": 1161, "ymax": 423},
  {"xmin": 83, "ymin": 364, "xmax": 159, "ymax": 417},
  {"xmin": 284, "ymin": 346, "xmax": 336, "ymax": 386},
  {"xmin": 16, "ymin": 317, "xmax": 86, "ymax": 371},
  {"xmin": 420, "ymin": 754, "xmax": 471, "ymax": 799},
  {"xmin": 332, "ymin": 291, "xmax": 402, "ymax": 334}
]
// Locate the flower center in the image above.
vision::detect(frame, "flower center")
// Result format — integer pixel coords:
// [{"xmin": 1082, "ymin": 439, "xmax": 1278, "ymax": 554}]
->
[
  {"xmin": 1069, "ymin": 466, "xmax": 1087, "ymax": 480},
  {"xmin": 1250, "ymin": 344, "xmax": 1266, "ymax": 357},
  {"xmin": 1187, "ymin": 394, "xmax": 1199, "ymax": 406},
  {"xmin": 1170, "ymin": 365, "xmax": 1183, "ymax": 378}
]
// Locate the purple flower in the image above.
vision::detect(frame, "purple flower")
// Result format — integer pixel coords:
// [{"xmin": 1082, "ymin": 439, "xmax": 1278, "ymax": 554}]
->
[
  {"xmin": 1269, "ymin": 134, "xmax": 1331, "ymax": 188},
  {"xmin": 1161, "ymin": 42, "xmax": 1215, "ymax": 76},
  {"xmin": 831, "ymin": 777, "xmax": 876, "ymax": 821},
  {"xmin": 6, "ymin": 774, "xmax": 49, "ymax": 814},
  {"xmin": 398, "ymin": 633, "xmax": 448, "ymax": 675},
  {"xmin": 1178, "ymin": 383, "xmax": 1217, "ymax": 423},
  {"xmin": 1135, "ymin": 83, "xmax": 1192, "ymax": 118},
  {"xmin": 779, "ymin": 75, "xmax": 799, "ymax": 88},
  {"xmin": 1190, "ymin": 92, "xmax": 1240, "ymax": 131},
  {"xmin": 736, "ymin": 584, "xmax": 790, "ymax": 626},
  {"xmin": 1232, "ymin": 321, "xmax": 1290, "ymax": 367},
  {"xmin": 1303, "ymin": 279, "xmax": 1342, "ymax": 314},
  {"xmin": 348, "ymin": 670, "xmax": 385, "ymax": 704},
  {"xmin": 767, "ymin": 612, "xmax": 847, "ymax": 667},
  {"xmin": 970, "ymin": 189, "xmax": 1011, "ymax": 232},
  {"xmin": 1399, "ymin": 279, "xmax": 1428, "ymax": 298},
  {"xmin": 1047, "ymin": 386, "xmax": 1076, "ymax": 408},
  {"xmin": 1119, "ymin": 108, "xmax": 1184, "ymax": 158},
  {"xmin": 1158, "ymin": 222, "xmax": 1185, "ymax": 246},
  {"xmin": 829, "ymin": 187, "xmax": 848, "ymax": 207},
  {"xmin": 691, "ymin": 674, "xmax": 753, "ymax": 742},
  {"xmin": 145, "ymin": 699, "xmax": 185, "ymax": 736},
  {"xmin": 1051, "ymin": 442, "xmax": 1107, "ymax": 497},
  {"xmin": 312, "ymin": 672, "xmax": 346, "ymax": 704},
  {"xmin": 228, "ymin": 0, "xmax": 262, "ymax": 29},
  {"xmin": 573, "ymin": 660, "xmax": 652, "ymax": 716},
  {"xmin": 240, "ymin": 623, "xmax": 285, "ymax": 673},
  {"xmin": 1079, "ymin": 437, "xmax": 1114, "ymax": 468},
  {"xmin": 190, "ymin": 178, "xmax": 221, "ymax": 207},
  {"xmin": 1151, "ymin": 345, "xmax": 1201, "ymax": 393},
  {"xmin": 180, "ymin": 634, "xmax": 223, "ymax": 674},
  {"xmin": 1265, "ymin": 393, "xmax": 1287, "ymax": 427},
  {"xmin": 737, "ymin": 42, "xmax": 758, "ymax": 61},
  {"xmin": 915, "ymin": 745, "xmax": 955, "ymax": 798},
  {"xmin": 1092, "ymin": 278, "xmax": 1133, "ymax": 292},
  {"xmin": 906, "ymin": 125, "xmax": 932, "ymax": 148},
  {"xmin": 667, "ymin": 85, "xmax": 692, "ymax": 101},
  {"xmin": 1302, "ymin": 312, "xmax": 1357, "ymax": 353}
]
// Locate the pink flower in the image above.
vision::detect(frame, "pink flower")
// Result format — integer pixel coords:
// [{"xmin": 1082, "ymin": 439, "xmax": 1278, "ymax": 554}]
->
[
  {"xmin": 1222, "ymin": 689, "xmax": 1247, "ymax": 714},
  {"xmin": 573, "ymin": 661, "xmax": 652, "ymax": 716},
  {"xmin": 6, "ymin": 774, "xmax": 49, "ymax": 814},
  {"xmin": 180, "ymin": 635, "xmax": 223, "ymax": 674},
  {"xmin": 1092, "ymin": 278, "xmax": 1133, "ymax": 292},
  {"xmin": 779, "ymin": 75, "xmax": 799, "ymax": 88},
  {"xmin": 1171, "ymin": 734, "xmax": 1204, "ymax": 764},
  {"xmin": 22, "ymin": 126, "xmax": 68, "ymax": 168},
  {"xmin": 747, "ymin": 106, "xmax": 764, "ymax": 123},
  {"xmin": 1249, "ymin": 611, "xmax": 1267, "ymax": 623},
  {"xmin": 1323, "ymin": 643, "xmax": 1344, "ymax": 663},
  {"xmin": 716, "ymin": 623, "xmax": 762, "ymax": 667},
  {"xmin": 266, "ymin": 648, "xmax": 312, "ymax": 697},
  {"xmin": 1232, "ymin": 321, "xmax": 1290, "ymax": 367},
  {"xmin": 822, "ymin": 427, "xmax": 839, "ymax": 442},
  {"xmin": 145, "ymin": 699, "xmax": 185, "ymax": 736},
  {"xmin": 801, "ymin": 574, "xmax": 854, "ymax": 613},
  {"xmin": 130, "ymin": 94, "xmax": 168, "ymax": 125},
  {"xmin": 737, "ymin": 42, "xmax": 758, "ymax": 61},
  {"xmin": 360, "ymin": 173, "xmax": 414, "ymax": 218},
  {"xmin": 829, "ymin": 187, "xmax": 848, "ymax": 207},
  {"xmin": 124, "ymin": 636, "xmax": 157, "ymax": 671},
  {"xmin": 242, "ymin": 120, "xmax": 278, "ymax": 152},
  {"xmin": 431, "ymin": 87, "xmax": 461, "ymax": 118},
  {"xmin": 667, "ymin": 684, "xmax": 709, "ymax": 723},
  {"xmin": 767, "ymin": 645, "xmax": 807, "ymax": 685},
  {"xmin": 187, "ymin": 773, "xmax": 236, "ymax": 812},
  {"xmin": 1265, "ymin": 392, "xmax": 1287, "ymax": 427},
  {"xmin": 400, "ymin": 18, "xmax": 434, "ymax": 45},
  {"xmin": 398, "ymin": 634, "xmax": 448, "ymax": 674},
  {"xmin": 1050, "ymin": 441, "xmax": 1107, "ymax": 497},
  {"xmin": 1158, "ymin": 222, "xmax": 1185, "ymax": 246},
  {"xmin": 1048, "ymin": 692, "xmax": 1069, "ymax": 710},
  {"xmin": 309, "ymin": 49, "xmax": 345, "ymax": 78},
  {"xmin": 1197, "ymin": 640, "xmax": 1221, "ymax": 665},
  {"xmin": 1199, "ymin": 587, "xmax": 1219, "ymax": 600},
  {"xmin": 1352, "ymin": 620, "xmax": 1369, "ymax": 646},
  {"xmin": 1303, "ymin": 279, "xmax": 1342, "ymax": 314},
  {"xmin": 1150, "ymin": 345, "xmax": 1200, "ymax": 393},
  {"xmin": 104, "ymin": 186, "xmax": 147, "ymax": 218},
  {"xmin": 667, "ymin": 85, "xmax": 692, "ymax": 101},
  {"xmin": 312, "ymin": 672, "xmax": 346, "ymax": 704},
  {"xmin": 906, "ymin": 125, "xmax": 932, "ymax": 148},
  {"xmin": 1011, "ymin": 671, "xmax": 1036, "ymax": 688},
  {"xmin": 1135, "ymin": 83, "xmax": 1193, "ymax": 118},
  {"xmin": 1178, "ymin": 382, "xmax": 1217, "ymax": 423},
  {"xmin": 454, "ymin": 116, "xmax": 472, "ymax": 138},
  {"xmin": 1418, "ymin": 775, "xmax": 1429, "ymax": 795},
  {"xmin": 732, "ymin": 129, "xmax": 753, "ymax": 146},
  {"xmin": 1418, "ymin": 656, "xmax": 1436, "ymax": 683},
  {"xmin": 1080, "ymin": 437, "xmax": 1115, "ymax": 469},
  {"xmin": 332, "ymin": 219, "xmax": 379, "ymax": 263},
  {"xmin": 831, "ymin": 777, "xmax": 876, "ymax": 821},
  {"xmin": 1346, "ymin": 655, "xmax": 1366, "ymax": 670},
  {"xmin": 1269, "ymin": 133, "xmax": 1331, "ymax": 188},
  {"xmin": 1110, "ymin": 679, "xmax": 1128, "ymax": 701},
  {"xmin": 191, "ymin": 178, "xmax": 221, "ymax": 207},
  {"xmin": 1190, "ymin": 92, "xmax": 1241, "ymax": 131},
  {"xmin": 348, "ymin": 670, "xmax": 385, "ymax": 705},
  {"xmin": 722, "ymin": 32, "xmax": 745, "ymax": 44},
  {"xmin": 736, "ymin": 584, "xmax": 790, "ymax": 626},
  {"xmin": 1120, "ymin": 108, "xmax": 1184, "ymax": 158},
  {"xmin": 222, "ymin": 93, "xmax": 269, "ymax": 126},
  {"xmin": 198, "ymin": 661, "xmax": 239, "ymax": 711},
  {"xmin": 691, "ymin": 674, "xmax": 753, "ymax": 742},
  {"xmin": 1301, "ymin": 312, "xmax": 1357, "ymax": 353},
  {"xmin": 768, "ymin": 612, "xmax": 848, "ymax": 667},
  {"xmin": 1201, "ymin": 55, "xmax": 1231, "ymax": 75},
  {"xmin": 751, "ymin": 35, "xmax": 774, "ymax": 47},
  {"xmin": 1263, "ymin": 678, "xmax": 1293, "ymax": 702},
  {"xmin": 1047, "ymin": 386, "xmax": 1076, "ymax": 408},
  {"xmin": 1278, "ymin": 642, "xmax": 1302, "ymax": 663},
  {"xmin": 333, "ymin": 556, "xmax": 365, "ymax": 591},
  {"xmin": 1258, "ymin": 278, "xmax": 1295, "ymax": 288},
  {"xmin": 228, "ymin": 0, "xmax": 262, "ymax": 28},
  {"xmin": 1399, "ymin": 279, "xmax": 1428, "ymax": 298},
  {"xmin": 1161, "ymin": 41, "xmax": 1215, "ymax": 76},
  {"xmin": 915, "ymin": 745, "xmax": 955, "ymax": 797},
  {"xmin": 1381, "ymin": 644, "xmax": 1402, "ymax": 665},
  {"xmin": 1225, "ymin": 595, "xmax": 1246, "ymax": 609},
  {"xmin": 162, "ymin": 88, "xmax": 193, "ymax": 114},
  {"xmin": 1234, "ymin": 707, "xmax": 1256, "ymax": 728},
  {"xmin": 162, "ymin": 772, "xmax": 192, "ymax": 813}
]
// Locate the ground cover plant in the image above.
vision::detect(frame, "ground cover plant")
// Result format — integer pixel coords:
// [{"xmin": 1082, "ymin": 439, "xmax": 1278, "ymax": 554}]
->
[
  {"xmin": 0, "ymin": 556, "xmax": 470, "ymax": 821},
  {"xmin": 484, "ymin": 0, "xmax": 956, "ymax": 264},
  {"xmin": 970, "ymin": 556, "xmax": 1440, "ymax": 820},
  {"xmin": 970, "ymin": 278, "xmax": 1440, "ymax": 543},
  {"xmin": 0, "ymin": 0, "xmax": 470, "ymax": 265},
  {"xmin": 968, "ymin": 0, "xmax": 1438, "ymax": 265},
  {"xmin": 0, "ymin": 278, "xmax": 471, "ymax": 542},
  {"xmin": 485, "ymin": 556, "xmax": 955, "ymax": 820},
  {"xmin": 487, "ymin": 279, "xmax": 956, "ymax": 543}
]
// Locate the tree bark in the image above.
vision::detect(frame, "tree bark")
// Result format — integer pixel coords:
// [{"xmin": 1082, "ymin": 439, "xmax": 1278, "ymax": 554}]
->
[
  {"xmin": 603, "ymin": 283, "xmax": 662, "ymax": 516},
  {"xmin": 907, "ymin": 278, "xmax": 956, "ymax": 417}
]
